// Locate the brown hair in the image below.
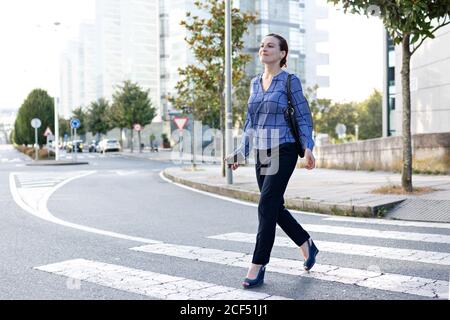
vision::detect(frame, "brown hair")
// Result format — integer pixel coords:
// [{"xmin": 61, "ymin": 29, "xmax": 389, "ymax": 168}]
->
[{"xmin": 265, "ymin": 33, "xmax": 288, "ymax": 68}]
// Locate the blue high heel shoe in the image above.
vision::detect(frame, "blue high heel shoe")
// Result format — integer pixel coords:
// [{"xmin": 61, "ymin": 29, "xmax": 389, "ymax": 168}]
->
[
  {"xmin": 303, "ymin": 238, "xmax": 319, "ymax": 271},
  {"xmin": 242, "ymin": 265, "xmax": 266, "ymax": 289}
]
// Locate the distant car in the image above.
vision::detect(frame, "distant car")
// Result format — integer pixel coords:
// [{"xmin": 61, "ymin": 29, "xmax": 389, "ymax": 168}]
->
[
  {"xmin": 98, "ymin": 139, "xmax": 120, "ymax": 153},
  {"xmin": 88, "ymin": 140, "xmax": 99, "ymax": 153},
  {"xmin": 67, "ymin": 140, "xmax": 84, "ymax": 153}
]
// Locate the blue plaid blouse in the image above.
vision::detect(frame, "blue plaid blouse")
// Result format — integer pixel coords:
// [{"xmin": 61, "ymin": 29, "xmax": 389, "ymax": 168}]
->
[{"xmin": 233, "ymin": 70, "xmax": 314, "ymax": 159}]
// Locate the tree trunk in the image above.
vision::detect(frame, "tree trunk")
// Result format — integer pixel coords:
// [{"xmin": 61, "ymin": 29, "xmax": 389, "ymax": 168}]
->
[
  {"xmin": 401, "ymin": 35, "xmax": 413, "ymax": 192},
  {"xmin": 130, "ymin": 128, "xmax": 134, "ymax": 153}
]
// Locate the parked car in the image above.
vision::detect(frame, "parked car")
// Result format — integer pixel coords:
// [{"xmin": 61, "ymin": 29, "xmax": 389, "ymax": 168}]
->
[
  {"xmin": 98, "ymin": 139, "xmax": 121, "ymax": 153},
  {"xmin": 66, "ymin": 140, "xmax": 84, "ymax": 153},
  {"xmin": 88, "ymin": 140, "xmax": 99, "ymax": 153}
]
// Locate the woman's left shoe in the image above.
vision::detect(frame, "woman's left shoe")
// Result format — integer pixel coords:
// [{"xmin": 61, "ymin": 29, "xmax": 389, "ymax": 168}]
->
[
  {"xmin": 242, "ymin": 265, "xmax": 266, "ymax": 289},
  {"xmin": 303, "ymin": 238, "xmax": 319, "ymax": 271}
]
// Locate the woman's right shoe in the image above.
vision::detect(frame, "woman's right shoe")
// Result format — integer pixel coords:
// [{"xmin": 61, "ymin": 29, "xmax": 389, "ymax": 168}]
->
[
  {"xmin": 303, "ymin": 239, "xmax": 319, "ymax": 271},
  {"xmin": 242, "ymin": 265, "xmax": 266, "ymax": 289}
]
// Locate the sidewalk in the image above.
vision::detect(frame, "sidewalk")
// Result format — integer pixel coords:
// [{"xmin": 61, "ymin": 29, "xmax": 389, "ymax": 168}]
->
[{"xmin": 120, "ymin": 149, "xmax": 450, "ymax": 223}]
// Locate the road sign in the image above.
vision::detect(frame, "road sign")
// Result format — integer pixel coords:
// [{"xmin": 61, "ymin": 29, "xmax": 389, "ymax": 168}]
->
[
  {"xmin": 335, "ymin": 123, "xmax": 346, "ymax": 136},
  {"xmin": 70, "ymin": 118, "xmax": 81, "ymax": 129},
  {"xmin": 134, "ymin": 124, "xmax": 141, "ymax": 131},
  {"xmin": 31, "ymin": 118, "xmax": 41, "ymax": 129},
  {"xmin": 174, "ymin": 117, "xmax": 188, "ymax": 130},
  {"xmin": 44, "ymin": 127, "xmax": 53, "ymax": 137}
]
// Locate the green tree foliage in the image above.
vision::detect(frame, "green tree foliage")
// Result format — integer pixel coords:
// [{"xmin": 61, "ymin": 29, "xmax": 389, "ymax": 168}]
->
[
  {"xmin": 357, "ymin": 90, "xmax": 382, "ymax": 140},
  {"xmin": 58, "ymin": 117, "xmax": 70, "ymax": 139},
  {"xmin": 112, "ymin": 81, "xmax": 157, "ymax": 152},
  {"xmin": 14, "ymin": 89, "xmax": 54, "ymax": 146},
  {"xmin": 327, "ymin": 0, "xmax": 450, "ymax": 192},
  {"xmin": 86, "ymin": 98, "xmax": 111, "ymax": 141},
  {"xmin": 169, "ymin": 0, "xmax": 255, "ymax": 175}
]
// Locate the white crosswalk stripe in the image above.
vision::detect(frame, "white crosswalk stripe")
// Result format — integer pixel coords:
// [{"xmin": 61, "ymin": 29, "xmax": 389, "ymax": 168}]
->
[
  {"xmin": 130, "ymin": 243, "xmax": 449, "ymax": 299},
  {"xmin": 34, "ymin": 259, "xmax": 290, "ymax": 300},
  {"xmin": 322, "ymin": 216, "xmax": 450, "ymax": 230},
  {"xmin": 208, "ymin": 232, "xmax": 450, "ymax": 266},
  {"xmin": 297, "ymin": 224, "xmax": 450, "ymax": 244}
]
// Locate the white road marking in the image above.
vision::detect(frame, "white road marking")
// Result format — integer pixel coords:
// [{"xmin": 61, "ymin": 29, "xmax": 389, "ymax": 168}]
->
[
  {"xmin": 208, "ymin": 233, "xmax": 450, "ymax": 266},
  {"xmin": 34, "ymin": 259, "xmax": 290, "ymax": 300},
  {"xmin": 324, "ymin": 216, "xmax": 450, "ymax": 230},
  {"xmin": 131, "ymin": 243, "xmax": 449, "ymax": 299},
  {"xmin": 299, "ymin": 224, "xmax": 450, "ymax": 244},
  {"xmin": 9, "ymin": 171, "xmax": 161, "ymax": 245}
]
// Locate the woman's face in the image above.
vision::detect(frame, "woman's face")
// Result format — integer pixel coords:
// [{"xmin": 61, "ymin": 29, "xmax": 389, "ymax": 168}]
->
[{"xmin": 259, "ymin": 36, "xmax": 286, "ymax": 66}]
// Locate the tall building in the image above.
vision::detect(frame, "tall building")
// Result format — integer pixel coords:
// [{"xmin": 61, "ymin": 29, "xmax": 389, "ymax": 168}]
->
[
  {"xmin": 382, "ymin": 24, "xmax": 450, "ymax": 136},
  {"xmin": 160, "ymin": 0, "xmax": 330, "ymax": 116},
  {"xmin": 61, "ymin": 0, "xmax": 160, "ymax": 119},
  {"xmin": 239, "ymin": 0, "xmax": 330, "ymax": 89},
  {"xmin": 60, "ymin": 23, "xmax": 97, "ymax": 117},
  {"xmin": 96, "ymin": 0, "xmax": 160, "ymax": 119}
]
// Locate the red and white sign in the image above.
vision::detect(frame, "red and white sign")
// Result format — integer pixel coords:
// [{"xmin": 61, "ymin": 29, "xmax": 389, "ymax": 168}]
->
[
  {"xmin": 173, "ymin": 117, "xmax": 188, "ymax": 130},
  {"xmin": 134, "ymin": 124, "xmax": 142, "ymax": 131},
  {"xmin": 43, "ymin": 127, "xmax": 53, "ymax": 137}
]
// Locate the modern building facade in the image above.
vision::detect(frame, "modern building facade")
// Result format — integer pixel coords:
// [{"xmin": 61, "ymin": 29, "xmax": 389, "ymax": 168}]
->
[
  {"xmin": 61, "ymin": 0, "xmax": 160, "ymax": 119},
  {"xmin": 159, "ymin": 0, "xmax": 330, "ymax": 117},
  {"xmin": 238, "ymin": 0, "xmax": 329, "ymax": 90},
  {"xmin": 382, "ymin": 24, "xmax": 450, "ymax": 137},
  {"xmin": 61, "ymin": 0, "xmax": 329, "ymax": 129}
]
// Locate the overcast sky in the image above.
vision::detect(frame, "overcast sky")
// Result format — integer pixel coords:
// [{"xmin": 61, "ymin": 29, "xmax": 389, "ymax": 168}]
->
[{"xmin": 0, "ymin": 0, "xmax": 383, "ymax": 111}]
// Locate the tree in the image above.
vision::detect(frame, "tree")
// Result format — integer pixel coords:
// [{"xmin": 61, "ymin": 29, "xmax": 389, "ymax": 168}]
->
[
  {"xmin": 71, "ymin": 107, "xmax": 88, "ymax": 138},
  {"xmin": 86, "ymin": 98, "xmax": 111, "ymax": 142},
  {"xmin": 112, "ymin": 81, "xmax": 157, "ymax": 153},
  {"xmin": 169, "ymin": 0, "xmax": 256, "ymax": 176},
  {"xmin": 58, "ymin": 117, "xmax": 70, "ymax": 139},
  {"xmin": 357, "ymin": 90, "xmax": 382, "ymax": 140},
  {"xmin": 327, "ymin": 1, "xmax": 450, "ymax": 191},
  {"xmin": 14, "ymin": 89, "xmax": 54, "ymax": 146}
]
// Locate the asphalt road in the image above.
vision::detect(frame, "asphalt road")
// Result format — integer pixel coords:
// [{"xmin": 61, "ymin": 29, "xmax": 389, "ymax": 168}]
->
[{"xmin": 0, "ymin": 144, "xmax": 449, "ymax": 300}]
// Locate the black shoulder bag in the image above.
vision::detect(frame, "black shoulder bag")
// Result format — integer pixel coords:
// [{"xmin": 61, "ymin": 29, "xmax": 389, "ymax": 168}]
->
[{"xmin": 284, "ymin": 74, "xmax": 309, "ymax": 158}]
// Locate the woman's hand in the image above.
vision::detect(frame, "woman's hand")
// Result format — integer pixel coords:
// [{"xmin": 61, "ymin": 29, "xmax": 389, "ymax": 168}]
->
[
  {"xmin": 224, "ymin": 154, "xmax": 239, "ymax": 171},
  {"xmin": 304, "ymin": 148, "xmax": 315, "ymax": 170}
]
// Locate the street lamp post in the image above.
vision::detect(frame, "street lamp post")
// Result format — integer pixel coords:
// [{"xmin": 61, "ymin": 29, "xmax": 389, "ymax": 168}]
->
[
  {"xmin": 225, "ymin": 0, "xmax": 233, "ymax": 185},
  {"xmin": 53, "ymin": 22, "xmax": 61, "ymax": 161}
]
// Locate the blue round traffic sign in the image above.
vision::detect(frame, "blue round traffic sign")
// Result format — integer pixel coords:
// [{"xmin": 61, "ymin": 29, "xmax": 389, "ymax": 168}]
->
[{"xmin": 70, "ymin": 118, "xmax": 81, "ymax": 129}]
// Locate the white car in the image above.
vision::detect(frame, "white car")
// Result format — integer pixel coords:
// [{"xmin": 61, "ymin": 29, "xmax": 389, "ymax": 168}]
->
[{"xmin": 98, "ymin": 139, "xmax": 121, "ymax": 153}]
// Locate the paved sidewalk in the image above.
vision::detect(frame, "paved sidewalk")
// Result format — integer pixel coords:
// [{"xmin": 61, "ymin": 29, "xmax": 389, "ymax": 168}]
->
[{"xmin": 120, "ymin": 149, "xmax": 450, "ymax": 223}]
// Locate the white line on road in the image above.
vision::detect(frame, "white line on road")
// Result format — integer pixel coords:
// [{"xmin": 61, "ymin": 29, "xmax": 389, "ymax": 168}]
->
[
  {"xmin": 9, "ymin": 171, "xmax": 161, "ymax": 245},
  {"xmin": 208, "ymin": 232, "xmax": 450, "ymax": 266},
  {"xmin": 34, "ymin": 259, "xmax": 289, "ymax": 300},
  {"xmin": 299, "ymin": 224, "xmax": 450, "ymax": 244},
  {"xmin": 323, "ymin": 216, "xmax": 450, "ymax": 230},
  {"xmin": 131, "ymin": 243, "xmax": 449, "ymax": 299}
]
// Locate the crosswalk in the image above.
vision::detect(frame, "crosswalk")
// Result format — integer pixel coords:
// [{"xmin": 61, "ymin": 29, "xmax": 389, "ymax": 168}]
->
[
  {"xmin": 11, "ymin": 170, "xmax": 449, "ymax": 300},
  {"xmin": 34, "ymin": 221, "xmax": 450, "ymax": 300}
]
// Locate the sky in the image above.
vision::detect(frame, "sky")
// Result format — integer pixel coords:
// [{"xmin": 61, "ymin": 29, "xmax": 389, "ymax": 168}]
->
[{"xmin": 0, "ymin": 0, "xmax": 383, "ymax": 112}]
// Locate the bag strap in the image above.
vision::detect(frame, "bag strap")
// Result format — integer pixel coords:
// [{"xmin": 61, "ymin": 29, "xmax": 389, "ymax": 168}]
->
[{"xmin": 286, "ymin": 74, "xmax": 302, "ymax": 150}]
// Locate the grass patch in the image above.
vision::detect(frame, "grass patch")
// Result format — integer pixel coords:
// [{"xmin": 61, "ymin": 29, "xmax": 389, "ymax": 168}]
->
[{"xmin": 371, "ymin": 184, "xmax": 437, "ymax": 195}]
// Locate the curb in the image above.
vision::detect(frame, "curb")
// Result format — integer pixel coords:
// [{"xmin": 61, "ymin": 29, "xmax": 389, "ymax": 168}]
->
[{"xmin": 162, "ymin": 169, "xmax": 405, "ymax": 218}]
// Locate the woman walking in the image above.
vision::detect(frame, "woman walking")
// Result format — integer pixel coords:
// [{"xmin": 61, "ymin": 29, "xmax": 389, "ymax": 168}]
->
[{"xmin": 225, "ymin": 34, "xmax": 318, "ymax": 289}]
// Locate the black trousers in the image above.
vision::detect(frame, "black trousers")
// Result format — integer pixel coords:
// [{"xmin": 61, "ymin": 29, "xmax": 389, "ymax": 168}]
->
[{"xmin": 252, "ymin": 142, "xmax": 310, "ymax": 265}]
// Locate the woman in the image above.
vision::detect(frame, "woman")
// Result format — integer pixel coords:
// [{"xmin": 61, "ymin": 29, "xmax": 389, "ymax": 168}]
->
[{"xmin": 225, "ymin": 33, "xmax": 318, "ymax": 289}]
